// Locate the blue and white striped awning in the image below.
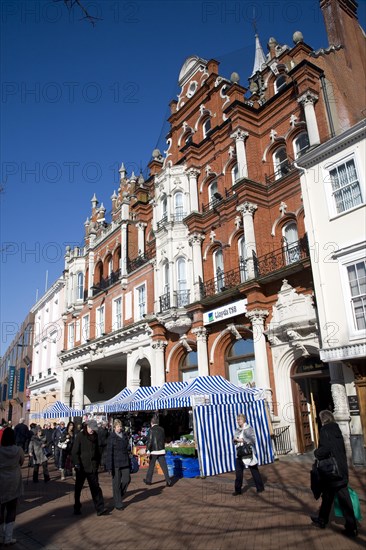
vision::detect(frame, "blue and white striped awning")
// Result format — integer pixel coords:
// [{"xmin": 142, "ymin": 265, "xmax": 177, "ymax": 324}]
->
[
  {"xmin": 33, "ymin": 401, "xmax": 84, "ymax": 419},
  {"xmin": 159, "ymin": 375, "xmax": 262, "ymax": 408},
  {"xmin": 85, "ymin": 387, "xmax": 132, "ymax": 413},
  {"xmin": 132, "ymin": 381, "xmax": 188, "ymax": 411},
  {"xmin": 107, "ymin": 386, "xmax": 160, "ymax": 413}
]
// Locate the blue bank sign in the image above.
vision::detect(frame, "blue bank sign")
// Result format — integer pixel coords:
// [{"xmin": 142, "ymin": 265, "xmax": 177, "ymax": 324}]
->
[{"xmin": 203, "ymin": 299, "xmax": 247, "ymax": 325}]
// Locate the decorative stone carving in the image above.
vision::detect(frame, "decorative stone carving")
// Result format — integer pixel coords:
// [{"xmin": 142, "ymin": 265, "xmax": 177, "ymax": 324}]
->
[
  {"xmin": 237, "ymin": 202, "xmax": 258, "ymax": 216},
  {"xmin": 230, "ymin": 128, "xmax": 249, "ymax": 142},
  {"xmin": 192, "ymin": 326, "xmax": 208, "ymax": 342}
]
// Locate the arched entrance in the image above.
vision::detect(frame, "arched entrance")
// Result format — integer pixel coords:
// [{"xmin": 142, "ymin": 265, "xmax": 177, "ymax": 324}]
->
[
  {"xmin": 64, "ymin": 377, "xmax": 75, "ymax": 408},
  {"xmin": 291, "ymin": 357, "xmax": 333, "ymax": 453},
  {"xmin": 139, "ymin": 359, "xmax": 151, "ymax": 387}
]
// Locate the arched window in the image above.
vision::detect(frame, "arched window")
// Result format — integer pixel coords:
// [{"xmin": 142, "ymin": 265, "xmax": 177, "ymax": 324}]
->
[
  {"xmin": 231, "ymin": 164, "xmax": 240, "ymax": 185},
  {"xmin": 161, "ymin": 196, "xmax": 167, "ymax": 221},
  {"xmin": 238, "ymin": 237, "xmax": 248, "ymax": 283},
  {"xmin": 208, "ymin": 179, "xmax": 220, "ymax": 207},
  {"xmin": 107, "ymin": 256, "xmax": 113, "ymax": 277},
  {"xmin": 94, "ymin": 262, "xmax": 103, "ymax": 285},
  {"xmin": 180, "ymin": 350, "xmax": 198, "ymax": 382},
  {"xmin": 177, "ymin": 257, "xmax": 188, "ymax": 307},
  {"xmin": 293, "ymin": 132, "xmax": 310, "ymax": 159},
  {"xmin": 163, "ymin": 262, "xmax": 170, "ymax": 294},
  {"xmin": 273, "ymin": 146, "xmax": 290, "ymax": 180},
  {"xmin": 214, "ymin": 248, "xmax": 225, "ymax": 291},
  {"xmin": 159, "ymin": 262, "xmax": 170, "ymax": 312},
  {"xmin": 227, "ymin": 339, "xmax": 256, "ymax": 387},
  {"xmin": 77, "ymin": 272, "xmax": 84, "ymax": 301},
  {"xmin": 283, "ymin": 221, "xmax": 300, "ymax": 264},
  {"xmin": 185, "ymin": 132, "xmax": 193, "ymax": 145},
  {"xmin": 275, "ymin": 74, "xmax": 287, "ymax": 93},
  {"xmin": 203, "ymin": 118, "xmax": 211, "ymax": 138},
  {"xmin": 174, "ymin": 192, "xmax": 184, "ymax": 221}
]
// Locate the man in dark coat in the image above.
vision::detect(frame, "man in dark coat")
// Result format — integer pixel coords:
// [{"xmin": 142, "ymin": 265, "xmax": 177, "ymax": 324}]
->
[
  {"xmin": 71, "ymin": 419, "xmax": 108, "ymax": 516},
  {"xmin": 143, "ymin": 415, "xmax": 171, "ymax": 487},
  {"xmin": 14, "ymin": 418, "xmax": 29, "ymax": 451},
  {"xmin": 311, "ymin": 410, "xmax": 358, "ymax": 538},
  {"xmin": 52, "ymin": 421, "xmax": 66, "ymax": 470}
]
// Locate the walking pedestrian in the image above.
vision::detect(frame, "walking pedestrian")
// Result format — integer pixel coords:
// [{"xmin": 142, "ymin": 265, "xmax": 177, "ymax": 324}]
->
[
  {"xmin": 106, "ymin": 419, "xmax": 130, "ymax": 510},
  {"xmin": 0, "ymin": 427, "xmax": 24, "ymax": 546},
  {"xmin": 98, "ymin": 421, "xmax": 110, "ymax": 472},
  {"xmin": 43, "ymin": 422, "xmax": 55, "ymax": 458},
  {"xmin": 143, "ymin": 415, "xmax": 171, "ymax": 487},
  {"xmin": 28, "ymin": 428, "xmax": 50, "ymax": 483},
  {"xmin": 59, "ymin": 422, "xmax": 76, "ymax": 480},
  {"xmin": 232, "ymin": 413, "xmax": 264, "ymax": 495},
  {"xmin": 71, "ymin": 419, "xmax": 108, "ymax": 516},
  {"xmin": 52, "ymin": 421, "xmax": 66, "ymax": 471},
  {"xmin": 310, "ymin": 410, "xmax": 358, "ymax": 538},
  {"xmin": 13, "ymin": 418, "xmax": 29, "ymax": 452}
]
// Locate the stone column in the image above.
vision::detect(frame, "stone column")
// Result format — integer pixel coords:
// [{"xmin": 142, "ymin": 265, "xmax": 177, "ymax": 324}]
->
[
  {"xmin": 329, "ymin": 362, "xmax": 351, "ymax": 458},
  {"xmin": 192, "ymin": 326, "xmax": 209, "ymax": 376},
  {"xmin": 87, "ymin": 251, "xmax": 94, "ymax": 298},
  {"xmin": 126, "ymin": 352, "xmax": 140, "ymax": 391},
  {"xmin": 136, "ymin": 222, "xmax": 147, "ymax": 256},
  {"xmin": 297, "ymin": 91, "xmax": 320, "ymax": 146},
  {"xmin": 246, "ymin": 309, "xmax": 270, "ymax": 390},
  {"xmin": 73, "ymin": 367, "xmax": 84, "ymax": 410},
  {"xmin": 121, "ymin": 223, "xmax": 128, "ymax": 277},
  {"xmin": 152, "ymin": 340, "xmax": 167, "ymax": 386},
  {"xmin": 236, "ymin": 202, "xmax": 258, "ymax": 278},
  {"xmin": 230, "ymin": 128, "xmax": 249, "ymax": 179},
  {"xmin": 187, "ymin": 168, "xmax": 200, "ymax": 212},
  {"xmin": 188, "ymin": 233, "xmax": 205, "ymax": 300}
]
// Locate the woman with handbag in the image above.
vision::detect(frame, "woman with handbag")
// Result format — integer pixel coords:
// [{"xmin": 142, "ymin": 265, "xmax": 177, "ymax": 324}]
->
[
  {"xmin": 232, "ymin": 413, "xmax": 264, "ymax": 496},
  {"xmin": 105, "ymin": 419, "xmax": 131, "ymax": 511},
  {"xmin": 59, "ymin": 422, "xmax": 76, "ymax": 481},
  {"xmin": 28, "ymin": 428, "xmax": 50, "ymax": 483},
  {"xmin": 311, "ymin": 410, "xmax": 358, "ymax": 538}
]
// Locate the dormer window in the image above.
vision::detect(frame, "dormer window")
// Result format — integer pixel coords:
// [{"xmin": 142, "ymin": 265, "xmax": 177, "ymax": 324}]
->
[
  {"xmin": 274, "ymin": 74, "xmax": 287, "ymax": 93},
  {"xmin": 203, "ymin": 118, "xmax": 211, "ymax": 138}
]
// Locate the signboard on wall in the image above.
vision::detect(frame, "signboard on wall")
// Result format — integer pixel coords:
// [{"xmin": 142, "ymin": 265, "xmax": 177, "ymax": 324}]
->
[
  {"xmin": 17, "ymin": 368, "xmax": 26, "ymax": 393},
  {"xmin": 8, "ymin": 367, "xmax": 16, "ymax": 399},
  {"xmin": 203, "ymin": 299, "xmax": 247, "ymax": 325},
  {"xmin": 348, "ymin": 395, "xmax": 359, "ymax": 417}
]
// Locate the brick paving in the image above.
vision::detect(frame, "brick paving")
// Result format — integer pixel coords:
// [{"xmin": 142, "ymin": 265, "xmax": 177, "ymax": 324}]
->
[{"xmin": 8, "ymin": 454, "xmax": 366, "ymax": 550}]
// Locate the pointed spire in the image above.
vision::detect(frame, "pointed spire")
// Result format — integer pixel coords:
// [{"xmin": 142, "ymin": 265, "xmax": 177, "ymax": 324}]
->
[
  {"xmin": 91, "ymin": 193, "xmax": 98, "ymax": 209},
  {"xmin": 251, "ymin": 33, "xmax": 266, "ymax": 76},
  {"xmin": 119, "ymin": 162, "xmax": 127, "ymax": 181}
]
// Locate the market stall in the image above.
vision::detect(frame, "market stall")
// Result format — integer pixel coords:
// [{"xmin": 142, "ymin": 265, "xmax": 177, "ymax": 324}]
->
[
  {"xmin": 84, "ymin": 387, "xmax": 132, "ymax": 414},
  {"xmin": 32, "ymin": 401, "xmax": 84, "ymax": 419}
]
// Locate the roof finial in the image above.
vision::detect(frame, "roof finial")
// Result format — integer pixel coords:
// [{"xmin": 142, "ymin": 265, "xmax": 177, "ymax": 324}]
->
[{"xmin": 251, "ymin": 14, "xmax": 266, "ymax": 77}]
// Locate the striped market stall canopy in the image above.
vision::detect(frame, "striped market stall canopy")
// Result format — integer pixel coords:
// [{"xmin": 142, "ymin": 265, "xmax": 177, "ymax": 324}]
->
[
  {"xmin": 132, "ymin": 381, "xmax": 189, "ymax": 411},
  {"xmin": 84, "ymin": 387, "xmax": 132, "ymax": 413},
  {"xmin": 33, "ymin": 401, "xmax": 84, "ymax": 419},
  {"xmin": 106, "ymin": 385, "xmax": 160, "ymax": 413}
]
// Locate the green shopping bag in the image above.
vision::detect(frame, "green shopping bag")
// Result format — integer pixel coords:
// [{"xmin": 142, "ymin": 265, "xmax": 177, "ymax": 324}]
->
[{"xmin": 334, "ymin": 487, "xmax": 362, "ymax": 521}]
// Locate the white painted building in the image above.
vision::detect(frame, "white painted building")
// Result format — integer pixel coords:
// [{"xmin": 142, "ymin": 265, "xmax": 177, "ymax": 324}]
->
[{"xmin": 297, "ymin": 119, "xmax": 366, "ymax": 464}]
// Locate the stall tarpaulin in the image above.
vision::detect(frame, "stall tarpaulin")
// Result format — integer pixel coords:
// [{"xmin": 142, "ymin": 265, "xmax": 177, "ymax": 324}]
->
[
  {"xmin": 85, "ymin": 387, "xmax": 132, "ymax": 413},
  {"xmin": 131, "ymin": 381, "xmax": 188, "ymax": 411},
  {"xmin": 107, "ymin": 385, "xmax": 160, "ymax": 413},
  {"xmin": 32, "ymin": 401, "xmax": 84, "ymax": 419}
]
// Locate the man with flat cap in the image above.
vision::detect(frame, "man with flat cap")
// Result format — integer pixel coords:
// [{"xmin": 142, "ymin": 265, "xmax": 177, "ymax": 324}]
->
[{"xmin": 71, "ymin": 419, "xmax": 108, "ymax": 516}]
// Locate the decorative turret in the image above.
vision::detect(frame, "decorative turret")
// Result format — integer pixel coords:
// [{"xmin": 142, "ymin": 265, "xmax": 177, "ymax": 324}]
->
[
  {"xmin": 119, "ymin": 162, "xmax": 127, "ymax": 182},
  {"xmin": 251, "ymin": 33, "xmax": 266, "ymax": 76}
]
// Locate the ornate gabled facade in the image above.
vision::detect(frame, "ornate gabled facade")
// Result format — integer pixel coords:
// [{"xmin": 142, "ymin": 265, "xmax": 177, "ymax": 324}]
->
[{"xmin": 6, "ymin": 0, "xmax": 360, "ymax": 461}]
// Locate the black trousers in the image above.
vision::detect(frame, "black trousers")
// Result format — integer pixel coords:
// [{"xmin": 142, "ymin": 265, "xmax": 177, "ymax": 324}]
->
[
  {"xmin": 145, "ymin": 454, "xmax": 170, "ymax": 483},
  {"xmin": 33, "ymin": 462, "xmax": 50, "ymax": 482},
  {"xmin": 319, "ymin": 485, "xmax": 357, "ymax": 531},
  {"xmin": 235, "ymin": 457, "xmax": 264, "ymax": 493},
  {"xmin": 0, "ymin": 498, "xmax": 17, "ymax": 524},
  {"xmin": 112, "ymin": 467, "xmax": 130, "ymax": 508},
  {"xmin": 74, "ymin": 469, "xmax": 104, "ymax": 514}
]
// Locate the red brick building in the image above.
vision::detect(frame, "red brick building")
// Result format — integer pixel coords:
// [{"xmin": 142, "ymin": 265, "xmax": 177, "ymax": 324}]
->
[{"xmin": 59, "ymin": 0, "xmax": 365, "ymax": 456}]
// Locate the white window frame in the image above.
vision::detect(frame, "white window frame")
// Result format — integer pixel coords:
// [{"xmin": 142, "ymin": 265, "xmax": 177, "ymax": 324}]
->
[
  {"xmin": 174, "ymin": 192, "xmax": 184, "ymax": 221},
  {"xmin": 77, "ymin": 272, "xmax": 84, "ymax": 301},
  {"xmin": 203, "ymin": 118, "xmax": 211, "ymax": 138},
  {"xmin": 67, "ymin": 322, "xmax": 74, "ymax": 350},
  {"xmin": 282, "ymin": 222, "xmax": 300, "ymax": 265},
  {"xmin": 339, "ymin": 250, "xmax": 366, "ymax": 339},
  {"xmin": 163, "ymin": 262, "xmax": 170, "ymax": 295},
  {"xmin": 113, "ymin": 296, "xmax": 123, "ymax": 331},
  {"xmin": 323, "ymin": 154, "xmax": 364, "ymax": 219},
  {"xmin": 81, "ymin": 314, "xmax": 90, "ymax": 344},
  {"xmin": 108, "ymin": 257, "xmax": 113, "ymax": 277},
  {"xmin": 208, "ymin": 179, "xmax": 218, "ymax": 207},
  {"xmin": 293, "ymin": 132, "xmax": 310, "ymax": 159},
  {"xmin": 135, "ymin": 283, "xmax": 146, "ymax": 321},
  {"xmin": 238, "ymin": 236, "xmax": 248, "ymax": 283},
  {"xmin": 231, "ymin": 164, "xmax": 240, "ymax": 185},
  {"xmin": 214, "ymin": 249, "xmax": 225, "ymax": 291},
  {"xmin": 161, "ymin": 196, "xmax": 168, "ymax": 222},
  {"xmin": 274, "ymin": 74, "xmax": 287, "ymax": 93},
  {"xmin": 273, "ymin": 146, "xmax": 289, "ymax": 180},
  {"xmin": 96, "ymin": 305, "xmax": 105, "ymax": 337}
]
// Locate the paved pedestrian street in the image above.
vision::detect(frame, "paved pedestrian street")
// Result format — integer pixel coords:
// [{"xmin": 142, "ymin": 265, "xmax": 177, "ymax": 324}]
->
[{"xmin": 12, "ymin": 454, "xmax": 365, "ymax": 550}]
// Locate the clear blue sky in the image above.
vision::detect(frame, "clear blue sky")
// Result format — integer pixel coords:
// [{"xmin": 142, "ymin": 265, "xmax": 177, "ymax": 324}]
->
[{"xmin": 1, "ymin": 0, "xmax": 365, "ymax": 354}]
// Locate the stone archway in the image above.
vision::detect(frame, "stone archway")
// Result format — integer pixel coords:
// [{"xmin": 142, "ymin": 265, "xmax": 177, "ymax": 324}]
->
[{"xmin": 64, "ymin": 377, "xmax": 75, "ymax": 408}]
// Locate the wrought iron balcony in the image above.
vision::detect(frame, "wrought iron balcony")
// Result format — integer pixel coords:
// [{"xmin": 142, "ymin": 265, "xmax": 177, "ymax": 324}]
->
[
  {"xmin": 159, "ymin": 289, "xmax": 191, "ymax": 312},
  {"xmin": 265, "ymin": 160, "xmax": 298, "ymax": 185},
  {"xmin": 253, "ymin": 237, "xmax": 309, "ymax": 278},
  {"xmin": 201, "ymin": 188, "xmax": 236, "ymax": 213},
  {"xmin": 127, "ymin": 249, "xmax": 154, "ymax": 273},
  {"xmin": 157, "ymin": 215, "xmax": 168, "ymax": 231},
  {"xmin": 92, "ymin": 269, "xmax": 121, "ymax": 296},
  {"xmin": 200, "ymin": 264, "xmax": 247, "ymax": 299}
]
